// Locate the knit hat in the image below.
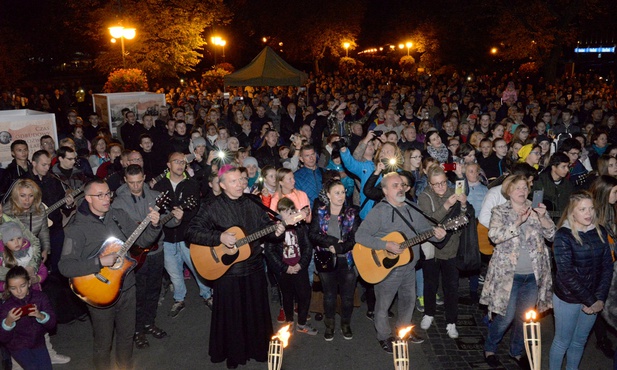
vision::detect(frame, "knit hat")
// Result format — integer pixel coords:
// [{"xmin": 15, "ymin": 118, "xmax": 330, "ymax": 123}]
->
[
  {"xmin": 243, "ymin": 156, "xmax": 259, "ymax": 168},
  {"xmin": 191, "ymin": 136, "xmax": 207, "ymax": 148},
  {"xmin": 0, "ymin": 222, "xmax": 22, "ymax": 244},
  {"xmin": 517, "ymin": 144, "xmax": 533, "ymax": 163}
]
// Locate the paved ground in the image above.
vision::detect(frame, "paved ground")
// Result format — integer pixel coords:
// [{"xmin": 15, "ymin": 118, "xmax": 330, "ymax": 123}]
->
[{"xmin": 49, "ymin": 276, "xmax": 615, "ymax": 370}]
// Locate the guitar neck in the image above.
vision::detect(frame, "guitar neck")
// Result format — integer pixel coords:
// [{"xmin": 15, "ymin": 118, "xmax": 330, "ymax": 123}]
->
[
  {"xmin": 47, "ymin": 189, "xmax": 85, "ymax": 213},
  {"xmin": 119, "ymin": 207, "xmax": 159, "ymax": 256},
  {"xmin": 237, "ymin": 224, "xmax": 278, "ymax": 246},
  {"xmin": 400, "ymin": 230, "xmax": 435, "ymax": 249}
]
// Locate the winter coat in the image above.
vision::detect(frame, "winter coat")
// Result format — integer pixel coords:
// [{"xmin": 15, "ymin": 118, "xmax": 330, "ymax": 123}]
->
[
  {"xmin": 309, "ymin": 204, "xmax": 361, "ymax": 268},
  {"xmin": 0, "ymin": 289, "xmax": 56, "ymax": 351},
  {"xmin": 553, "ymin": 222, "xmax": 612, "ymax": 306},
  {"xmin": 480, "ymin": 200, "xmax": 555, "ymax": 316}
]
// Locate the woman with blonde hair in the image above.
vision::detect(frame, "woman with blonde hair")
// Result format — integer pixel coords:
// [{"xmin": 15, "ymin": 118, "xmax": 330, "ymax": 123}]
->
[
  {"xmin": 269, "ymin": 168, "xmax": 311, "ymax": 222},
  {"xmin": 481, "ymin": 174, "xmax": 555, "ymax": 367},
  {"xmin": 3, "ymin": 179, "xmax": 48, "ymax": 262},
  {"xmin": 549, "ymin": 191, "xmax": 613, "ymax": 370}
]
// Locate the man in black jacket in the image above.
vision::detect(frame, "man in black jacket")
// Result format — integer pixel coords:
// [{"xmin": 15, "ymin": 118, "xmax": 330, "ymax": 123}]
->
[
  {"xmin": 59, "ymin": 179, "xmax": 161, "ymax": 370},
  {"xmin": 153, "ymin": 152, "xmax": 210, "ymax": 317},
  {"xmin": 185, "ymin": 165, "xmax": 285, "ymax": 369}
]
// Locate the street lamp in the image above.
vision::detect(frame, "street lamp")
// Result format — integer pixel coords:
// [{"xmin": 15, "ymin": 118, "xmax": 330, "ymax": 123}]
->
[
  {"xmin": 343, "ymin": 42, "xmax": 350, "ymax": 57},
  {"xmin": 211, "ymin": 36, "xmax": 226, "ymax": 64},
  {"xmin": 491, "ymin": 47, "xmax": 498, "ymax": 55},
  {"xmin": 109, "ymin": 26, "xmax": 136, "ymax": 69},
  {"xmin": 405, "ymin": 42, "xmax": 412, "ymax": 56}
]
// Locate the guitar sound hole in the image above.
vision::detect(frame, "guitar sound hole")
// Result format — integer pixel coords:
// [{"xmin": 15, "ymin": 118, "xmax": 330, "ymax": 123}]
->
[
  {"xmin": 221, "ymin": 253, "xmax": 239, "ymax": 266},
  {"xmin": 382, "ymin": 256, "xmax": 399, "ymax": 269}
]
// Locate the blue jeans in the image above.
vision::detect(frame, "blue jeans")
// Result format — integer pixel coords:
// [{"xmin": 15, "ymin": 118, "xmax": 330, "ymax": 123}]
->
[
  {"xmin": 416, "ymin": 268, "xmax": 424, "ymax": 297},
  {"xmin": 163, "ymin": 241, "xmax": 212, "ymax": 302},
  {"xmin": 484, "ymin": 273, "xmax": 538, "ymax": 357},
  {"xmin": 549, "ymin": 295, "xmax": 598, "ymax": 370}
]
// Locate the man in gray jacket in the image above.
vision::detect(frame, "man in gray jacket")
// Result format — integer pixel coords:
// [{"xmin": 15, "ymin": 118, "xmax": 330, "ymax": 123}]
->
[
  {"xmin": 111, "ymin": 164, "xmax": 183, "ymax": 349},
  {"xmin": 356, "ymin": 172, "xmax": 446, "ymax": 353},
  {"xmin": 59, "ymin": 179, "xmax": 161, "ymax": 370}
]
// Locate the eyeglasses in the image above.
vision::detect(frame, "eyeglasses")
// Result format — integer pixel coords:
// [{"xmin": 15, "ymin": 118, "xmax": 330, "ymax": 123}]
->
[
  {"xmin": 401, "ymin": 183, "xmax": 411, "ymax": 188},
  {"xmin": 567, "ymin": 151, "xmax": 580, "ymax": 157},
  {"xmin": 529, "ymin": 151, "xmax": 541, "ymax": 156},
  {"xmin": 430, "ymin": 180, "xmax": 447, "ymax": 188},
  {"xmin": 171, "ymin": 159, "xmax": 186, "ymax": 165},
  {"xmin": 87, "ymin": 191, "xmax": 113, "ymax": 200}
]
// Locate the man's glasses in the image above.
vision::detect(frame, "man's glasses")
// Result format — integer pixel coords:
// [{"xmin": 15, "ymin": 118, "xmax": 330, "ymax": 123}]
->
[
  {"xmin": 430, "ymin": 181, "xmax": 447, "ymax": 188},
  {"xmin": 171, "ymin": 159, "xmax": 186, "ymax": 165},
  {"xmin": 401, "ymin": 182, "xmax": 411, "ymax": 188},
  {"xmin": 87, "ymin": 191, "xmax": 113, "ymax": 200}
]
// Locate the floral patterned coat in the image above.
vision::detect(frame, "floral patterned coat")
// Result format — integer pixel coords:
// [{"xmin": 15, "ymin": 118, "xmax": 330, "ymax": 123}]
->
[{"xmin": 479, "ymin": 200, "xmax": 556, "ymax": 316}]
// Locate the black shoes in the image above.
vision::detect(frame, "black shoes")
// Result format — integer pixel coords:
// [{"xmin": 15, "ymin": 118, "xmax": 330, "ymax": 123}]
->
[
  {"xmin": 379, "ymin": 337, "xmax": 396, "ymax": 354},
  {"xmin": 485, "ymin": 354, "xmax": 500, "ymax": 367},
  {"xmin": 341, "ymin": 320, "xmax": 353, "ymax": 340},
  {"xmin": 144, "ymin": 324, "xmax": 167, "ymax": 339},
  {"xmin": 366, "ymin": 311, "xmax": 374, "ymax": 321},
  {"xmin": 134, "ymin": 332, "xmax": 149, "ymax": 349},
  {"xmin": 408, "ymin": 331, "xmax": 424, "ymax": 344}
]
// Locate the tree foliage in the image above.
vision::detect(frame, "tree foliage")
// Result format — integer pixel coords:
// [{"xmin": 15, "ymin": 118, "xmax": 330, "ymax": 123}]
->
[
  {"xmin": 486, "ymin": 0, "xmax": 605, "ymax": 79},
  {"xmin": 68, "ymin": 0, "xmax": 231, "ymax": 79},
  {"xmin": 103, "ymin": 68, "xmax": 149, "ymax": 93}
]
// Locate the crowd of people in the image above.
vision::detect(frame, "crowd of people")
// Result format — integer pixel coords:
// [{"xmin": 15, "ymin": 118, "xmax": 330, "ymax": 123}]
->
[{"xmin": 0, "ymin": 68, "xmax": 616, "ymax": 369}]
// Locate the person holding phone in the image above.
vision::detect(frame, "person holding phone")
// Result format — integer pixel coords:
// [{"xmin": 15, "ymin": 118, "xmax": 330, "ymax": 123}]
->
[
  {"xmin": 0, "ymin": 266, "xmax": 56, "ymax": 370},
  {"xmin": 481, "ymin": 175, "xmax": 555, "ymax": 368}
]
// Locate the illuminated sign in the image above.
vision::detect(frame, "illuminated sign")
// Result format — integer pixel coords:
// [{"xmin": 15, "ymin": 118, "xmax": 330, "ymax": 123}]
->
[{"xmin": 574, "ymin": 47, "xmax": 616, "ymax": 53}]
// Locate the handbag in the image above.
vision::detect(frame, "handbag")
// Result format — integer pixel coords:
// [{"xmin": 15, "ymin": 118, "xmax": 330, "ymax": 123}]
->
[{"xmin": 314, "ymin": 249, "xmax": 337, "ymax": 272}]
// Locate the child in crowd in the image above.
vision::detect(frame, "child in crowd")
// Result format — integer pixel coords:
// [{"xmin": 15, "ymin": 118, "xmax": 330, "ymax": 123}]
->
[
  {"xmin": 0, "ymin": 265, "xmax": 56, "ymax": 370},
  {"xmin": 264, "ymin": 198, "xmax": 315, "ymax": 335},
  {"xmin": 0, "ymin": 222, "xmax": 65, "ymax": 369}
]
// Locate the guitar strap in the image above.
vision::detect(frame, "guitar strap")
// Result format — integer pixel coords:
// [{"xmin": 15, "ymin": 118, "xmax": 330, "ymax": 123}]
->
[
  {"xmin": 246, "ymin": 195, "xmax": 282, "ymax": 220},
  {"xmin": 111, "ymin": 215, "xmax": 129, "ymax": 240},
  {"xmin": 403, "ymin": 200, "xmax": 441, "ymax": 225},
  {"xmin": 387, "ymin": 202, "xmax": 418, "ymax": 237}
]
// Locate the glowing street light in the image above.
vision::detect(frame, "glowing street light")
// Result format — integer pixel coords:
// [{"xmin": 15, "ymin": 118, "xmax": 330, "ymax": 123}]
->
[
  {"xmin": 491, "ymin": 47, "xmax": 498, "ymax": 55},
  {"xmin": 211, "ymin": 36, "xmax": 227, "ymax": 64},
  {"xmin": 343, "ymin": 42, "xmax": 351, "ymax": 57},
  {"xmin": 399, "ymin": 42, "xmax": 413, "ymax": 56},
  {"xmin": 109, "ymin": 26, "xmax": 136, "ymax": 69}
]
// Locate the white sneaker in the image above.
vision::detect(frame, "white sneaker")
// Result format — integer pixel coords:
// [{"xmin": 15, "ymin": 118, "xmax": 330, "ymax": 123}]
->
[
  {"xmin": 420, "ymin": 315, "xmax": 434, "ymax": 330},
  {"xmin": 446, "ymin": 323, "xmax": 459, "ymax": 339},
  {"xmin": 12, "ymin": 358, "xmax": 23, "ymax": 370}
]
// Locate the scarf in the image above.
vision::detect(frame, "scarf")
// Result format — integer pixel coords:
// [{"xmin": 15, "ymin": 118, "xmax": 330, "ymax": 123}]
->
[
  {"xmin": 427, "ymin": 143, "xmax": 449, "ymax": 164},
  {"xmin": 593, "ymin": 144, "xmax": 607, "ymax": 156}
]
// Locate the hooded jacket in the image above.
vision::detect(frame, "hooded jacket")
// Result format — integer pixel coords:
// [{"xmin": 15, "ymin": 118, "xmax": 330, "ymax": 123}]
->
[
  {"xmin": 0, "ymin": 289, "xmax": 56, "ymax": 351},
  {"xmin": 111, "ymin": 184, "xmax": 180, "ymax": 255}
]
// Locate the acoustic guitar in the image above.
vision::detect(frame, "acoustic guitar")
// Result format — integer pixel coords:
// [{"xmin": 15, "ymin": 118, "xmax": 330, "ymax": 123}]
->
[
  {"xmin": 130, "ymin": 195, "xmax": 198, "ymax": 271},
  {"xmin": 352, "ymin": 215, "xmax": 469, "ymax": 284},
  {"xmin": 190, "ymin": 211, "xmax": 306, "ymax": 281},
  {"xmin": 69, "ymin": 193, "xmax": 169, "ymax": 308}
]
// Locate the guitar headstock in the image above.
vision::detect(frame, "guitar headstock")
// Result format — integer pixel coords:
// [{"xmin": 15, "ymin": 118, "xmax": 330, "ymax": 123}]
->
[
  {"xmin": 154, "ymin": 191, "xmax": 171, "ymax": 211},
  {"xmin": 182, "ymin": 196, "xmax": 198, "ymax": 211},
  {"xmin": 442, "ymin": 215, "xmax": 469, "ymax": 231}
]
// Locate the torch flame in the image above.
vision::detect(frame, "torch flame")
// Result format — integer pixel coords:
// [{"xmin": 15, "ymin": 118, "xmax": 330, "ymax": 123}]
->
[
  {"xmin": 272, "ymin": 324, "xmax": 291, "ymax": 348},
  {"xmin": 525, "ymin": 309, "xmax": 537, "ymax": 322},
  {"xmin": 398, "ymin": 326, "xmax": 413, "ymax": 340}
]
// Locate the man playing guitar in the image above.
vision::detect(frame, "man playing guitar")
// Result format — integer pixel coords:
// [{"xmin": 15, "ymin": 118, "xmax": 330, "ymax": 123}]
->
[
  {"xmin": 59, "ymin": 179, "xmax": 161, "ymax": 370},
  {"xmin": 355, "ymin": 172, "xmax": 446, "ymax": 353},
  {"xmin": 185, "ymin": 165, "xmax": 285, "ymax": 369}
]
